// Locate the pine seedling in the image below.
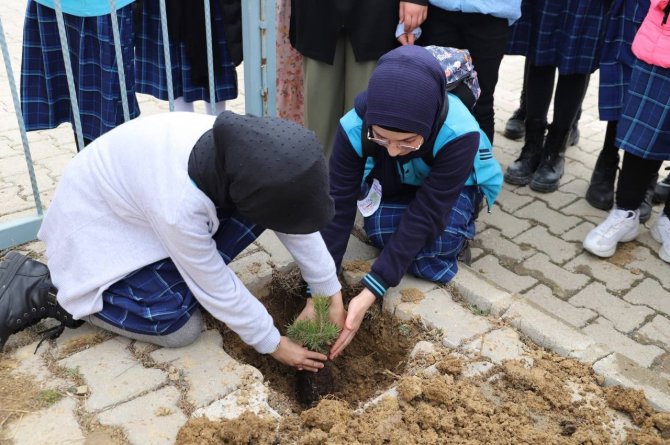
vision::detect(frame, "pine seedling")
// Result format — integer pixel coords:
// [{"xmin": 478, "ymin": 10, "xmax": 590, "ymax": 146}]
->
[{"xmin": 287, "ymin": 295, "xmax": 340, "ymax": 354}]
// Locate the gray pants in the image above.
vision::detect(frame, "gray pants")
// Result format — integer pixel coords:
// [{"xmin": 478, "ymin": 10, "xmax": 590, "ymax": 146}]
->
[
  {"xmin": 85, "ymin": 309, "xmax": 204, "ymax": 348},
  {"xmin": 303, "ymin": 34, "xmax": 377, "ymax": 157}
]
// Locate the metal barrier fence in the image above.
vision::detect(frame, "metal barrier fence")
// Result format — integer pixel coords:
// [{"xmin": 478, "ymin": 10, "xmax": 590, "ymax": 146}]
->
[{"xmin": 0, "ymin": 0, "xmax": 275, "ymax": 250}]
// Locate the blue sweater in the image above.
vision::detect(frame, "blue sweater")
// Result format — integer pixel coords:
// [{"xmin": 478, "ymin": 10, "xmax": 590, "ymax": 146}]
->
[
  {"xmin": 321, "ymin": 95, "xmax": 482, "ymax": 298},
  {"xmin": 429, "ymin": 0, "xmax": 521, "ymax": 24}
]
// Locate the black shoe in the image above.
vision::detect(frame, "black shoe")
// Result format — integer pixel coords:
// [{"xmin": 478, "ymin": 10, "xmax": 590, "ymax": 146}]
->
[
  {"xmin": 504, "ymin": 108, "xmax": 526, "ymax": 140},
  {"xmin": 530, "ymin": 124, "xmax": 571, "ymax": 193},
  {"xmin": 568, "ymin": 126, "xmax": 580, "ymax": 147},
  {"xmin": 0, "ymin": 252, "xmax": 83, "ymax": 351},
  {"xmin": 586, "ymin": 149, "xmax": 620, "ymax": 210},
  {"xmin": 504, "ymin": 119, "xmax": 546, "ymax": 185},
  {"xmin": 653, "ymin": 169, "xmax": 670, "ymax": 204},
  {"xmin": 457, "ymin": 240, "xmax": 472, "ymax": 266},
  {"xmin": 639, "ymin": 174, "xmax": 659, "ymax": 224}
]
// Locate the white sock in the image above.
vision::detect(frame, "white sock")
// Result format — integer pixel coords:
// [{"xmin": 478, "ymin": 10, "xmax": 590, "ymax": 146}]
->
[{"xmin": 173, "ymin": 97, "xmax": 194, "ymax": 112}]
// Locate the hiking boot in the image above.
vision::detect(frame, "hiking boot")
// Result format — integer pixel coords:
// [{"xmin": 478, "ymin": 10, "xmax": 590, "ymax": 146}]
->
[
  {"xmin": 530, "ymin": 124, "xmax": 570, "ymax": 193},
  {"xmin": 586, "ymin": 149, "xmax": 620, "ymax": 210},
  {"xmin": 0, "ymin": 252, "xmax": 83, "ymax": 351},
  {"xmin": 650, "ymin": 213, "xmax": 670, "ymax": 263},
  {"xmin": 653, "ymin": 169, "xmax": 670, "ymax": 204},
  {"xmin": 583, "ymin": 208, "xmax": 640, "ymax": 258},
  {"xmin": 504, "ymin": 119, "xmax": 546, "ymax": 185},
  {"xmin": 504, "ymin": 108, "xmax": 526, "ymax": 140}
]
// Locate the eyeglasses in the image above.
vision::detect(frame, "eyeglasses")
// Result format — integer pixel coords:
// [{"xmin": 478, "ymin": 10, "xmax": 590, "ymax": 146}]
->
[{"xmin": 367, "ymin": 127, "xmax": 423, "ymax": 151}]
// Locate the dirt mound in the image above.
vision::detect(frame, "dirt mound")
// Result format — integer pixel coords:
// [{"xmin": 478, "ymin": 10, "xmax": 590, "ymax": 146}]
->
[
  {"xmin": 185, "ymin": 271, "xmax": 668, "ymax": 444},
  {"xmin": 177, "ymin": 347, "xmax": 669, "ymax": 444}
]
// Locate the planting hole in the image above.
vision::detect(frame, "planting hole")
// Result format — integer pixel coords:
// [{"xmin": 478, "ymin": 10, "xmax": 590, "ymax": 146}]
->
[{"xmin": 214, "ymin": 269, "xmax": 425, "ymax": 412}]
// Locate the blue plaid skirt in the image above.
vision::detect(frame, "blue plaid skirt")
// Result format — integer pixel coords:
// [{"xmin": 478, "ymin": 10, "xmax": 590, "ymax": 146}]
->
[
  {"xmin": 507, "ymin": 0, "xmax": 608, "ymax": 74},
  {"xmin": 363, "ymin": 186, "xmax": 480, "ymax": 284},
  {"xmin": 95, "ymin": 214, "xmax": 264, "ymax": 335},
  {"xmin": 20, "ymin": 0, "xmax": 139, "ymax": 141},
  {"xmin": 598, "ymin": 0, "xmax": 649, "ymax": 121},
  {"xmin": 616, "ymin": 60, "xmax": 670, "ymax": 161},
  {"xmin": 134, "ymin": 0, "xmax": 237, "ymax": 103}
]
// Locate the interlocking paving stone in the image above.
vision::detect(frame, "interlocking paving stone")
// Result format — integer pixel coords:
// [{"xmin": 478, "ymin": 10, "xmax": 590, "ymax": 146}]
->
[
  {"xmin": 514, "ymin": 226, "xmax": 580, "ymax": 264},
  {"xmin": 477, "ymin": 328, "xmax": 532, "ymax": 365},
  {"xmin": 516, "ymin": 201, "xmax": 581, "ymax": 235},
  {"xmin": 564, "ymin": 253, "xmax": 642, "ymax": 293},
  {"xmin": 524, "ymin": 284, "xmax": 597, "ymax": 328},
  {"xmin": 471, "ymin": 255, "xmax": 537, "ymax": 294},
  {"xmin": 475, "ymin": 228, "xmax": 536, "ymax": 263},
  {"xmin": 503, "ymin": 301, "xmax": 596, "ymax": 357},
  {"xmin": 637, "ymin": 316, "xmax": 670, "ymax": 349},
  {"xmin": 58, "ymin": 337, "xmax": 166, "ymax": 411},
  {"xmin": 228, "ymin": 250, "xmax": 273, "ymax": 298},
  {"xmin": 479, "ymin": 207, "xmax": 532, "ymax": 238},
  {"xmin": 8, "ymin": 398, "xmax": 85, "ymax": 445},
  {"xmin": 569, "ymin": 283, "xmax": 654, "ymax": 333},
  {"xmin": 393, "ymin": 288, "xmax": 492, "ymax": 348},
  {"xmin": 627, "ymin": 245, "xmax": 670, "ymax": 290},
  {"xmin": 521, "ymin": 252, "xmax": 590, "ymax": 296},
  {"xmin": 254, "ymin": 230, "xmax": 294, "ymax": 272},
  {"xmin": 495, "ymin": 188, "xmax": 533, "ymax": 213},
  {"xmin": 193, "ymin": 381, "xmax": 279, "ymax": 420},
  {"xmin": 561, "ymin": 200, "xmax": 610, "ymax": 224},
  {"xmin": 583, "ymin": 318, "xmax": 664, "ymax": 368},
  {"xmin": 593, "ymin": 354, "xmax": 670, "ymax": 411},
  {"xmin": 150, "ymin": 330, "xmax": 263, "ymax": 408},
  {"xmin": 98, "ymin": 386, "xmax": 187, "ymax": 445},
  {"xmin": 623, "ymin": 278, "xmax": 670, "ymax": 316}
]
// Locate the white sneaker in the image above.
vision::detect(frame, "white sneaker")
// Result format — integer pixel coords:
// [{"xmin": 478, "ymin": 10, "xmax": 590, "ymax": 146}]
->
[
  {"xmin": 583, "ymin": 208, "xmax": 640, "ymax": 258},
  {"xmin": 650, "ymin": 213, "xmax": 670, "ymax": 263}
]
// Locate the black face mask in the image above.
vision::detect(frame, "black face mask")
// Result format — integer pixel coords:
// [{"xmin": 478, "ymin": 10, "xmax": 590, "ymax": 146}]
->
[{"xmin": 188, "ymin": 111, "xmax": 334, "ymax": 234}]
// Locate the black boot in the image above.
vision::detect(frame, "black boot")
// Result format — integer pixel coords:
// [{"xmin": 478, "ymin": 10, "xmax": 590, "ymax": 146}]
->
[
  {"xmin": 0, "ymin": 252, "xmax": 83, "ymax": 351},
  {"xmin": 586, "ymin": 149, "xmax": 620, "ymax": 210},
  {"xmin": 653, "ymin": 168, "xmax": 670, "ymax": 204},
  {"xmin": 530, "ymin": 124, "xmax": 570, "ymax": 193},
  {"xmin": 504, "ymin": 119, "xmax": 546, "ymax": 185},
  {"xmin": 639, "ymin": 173, "xmax": 658, "ymax": 224},
  {"xmin": 504, "ymin": 108, "xmax": 526, "ymax": 140}
]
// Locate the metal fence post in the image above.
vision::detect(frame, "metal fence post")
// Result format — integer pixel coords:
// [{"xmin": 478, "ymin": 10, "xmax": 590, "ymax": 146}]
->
[{"xmin": 241, "ymin": 0, "xmax": 276, "ymax": 117}]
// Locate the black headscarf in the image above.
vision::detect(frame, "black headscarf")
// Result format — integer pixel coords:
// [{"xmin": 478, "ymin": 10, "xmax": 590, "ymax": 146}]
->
[{"xmin": 188, "ymin": 111, "xmax": 334, "ymax": 234}]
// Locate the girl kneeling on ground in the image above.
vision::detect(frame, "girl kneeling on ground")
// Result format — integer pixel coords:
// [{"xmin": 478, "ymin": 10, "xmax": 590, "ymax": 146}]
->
[{"xmin": 321, "ymin": 45, "xmax": 503, "ymax": 358}]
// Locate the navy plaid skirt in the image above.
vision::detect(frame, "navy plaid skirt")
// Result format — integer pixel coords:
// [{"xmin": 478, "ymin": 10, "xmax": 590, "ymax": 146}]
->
[
  {"xmin": 507, "ymin": 0, "xmax": 608, "ymax": 74},
  {"xmin": 20, "ymin": 0, "xmax": 139, "ymax": 141},
  {"xmin": 134, "ymin": 0, "xmax": 237, "ymax": 103},
  {"xmin": 616, "ymin": 60, "xmax": 670, "ymax": 161},
  {"xmin": 598, "ymin": 0, "xmax": 649, "ymax": 121},
  {"xmin": 363, "ymin": 186, "xmax": 480, "ymax": 284},
  {"xmin": 95, "ymin": 214, "xmax": 264, "ymax": 336}
]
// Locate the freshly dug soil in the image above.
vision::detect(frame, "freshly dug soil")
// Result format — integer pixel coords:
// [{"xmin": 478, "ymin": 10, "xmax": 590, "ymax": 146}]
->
[
  {"xmin": 189, "ymin": 270, "xmax": 669, "ymax": 444},
  {"xmin": 177, "ymin": 346, "xmax": 669, "ymax": 444},
  {"xmin": 216, "ymin": 270, "xmax": 424, "ymax": 413}
]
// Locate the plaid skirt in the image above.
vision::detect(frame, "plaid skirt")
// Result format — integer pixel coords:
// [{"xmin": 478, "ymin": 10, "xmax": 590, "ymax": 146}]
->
[
  {"xmin": 616, "ymin": 60, "xmax": 670, "ymax": 161},
  {"xmin": 20, "ymin": 0, "xmax": 139, "ymax": 141},
  {"xmin": 363, "ymin": 186, "xmax": 480, "ymax": 284},
  {"xmin": 134, "ymin": 0, "xmax": 237, "ymax": 103},
  {"xmin": 95, "ymin": 214, "xmax": 264, "ymax": 335},
  {"xmin": 507, "ymin": 0, "xmax": 608, "ymax": 74},
  {"xmin": 598, "ymin": 0, "xmax": 649, "ymax": 121}
]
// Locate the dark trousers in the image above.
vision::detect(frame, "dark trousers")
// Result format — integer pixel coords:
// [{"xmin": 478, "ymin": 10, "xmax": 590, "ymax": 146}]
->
[
  {"xmin": 617, "ymin": 151, "xmax": 670, "ymax": 216},
  {"xmin": 421, "ymin": 7, "xmax": 509, "ymax": 143},
  {"xmin": 525, "ymin": 65, "xmax": 590, "ymax": 129}
]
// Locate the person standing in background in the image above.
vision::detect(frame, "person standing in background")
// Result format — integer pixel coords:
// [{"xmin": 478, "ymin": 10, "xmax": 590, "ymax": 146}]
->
[
  {"xmin": 133, "ymin": 0, "xmax": 240, "ymax": 115},
  {"xmin": 20, "ymin": 0, "xmax": 139, "ymax": 150},
  {"xmin": 504, "ymin": 0, "xmax": 608, "ymax": 193},
  {"xmin": 419, "ymin": 1, "xmax": 522, "ymax": 144},
  {"xmin": 290, "ymin": 0, "xmax": 428, "ymax": 157}
]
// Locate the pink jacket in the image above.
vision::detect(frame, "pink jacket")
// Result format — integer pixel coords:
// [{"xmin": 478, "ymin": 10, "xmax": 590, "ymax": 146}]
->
[{"xmin": 632, "ymin": 0, "xmax": 670, "ymax": 67}]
